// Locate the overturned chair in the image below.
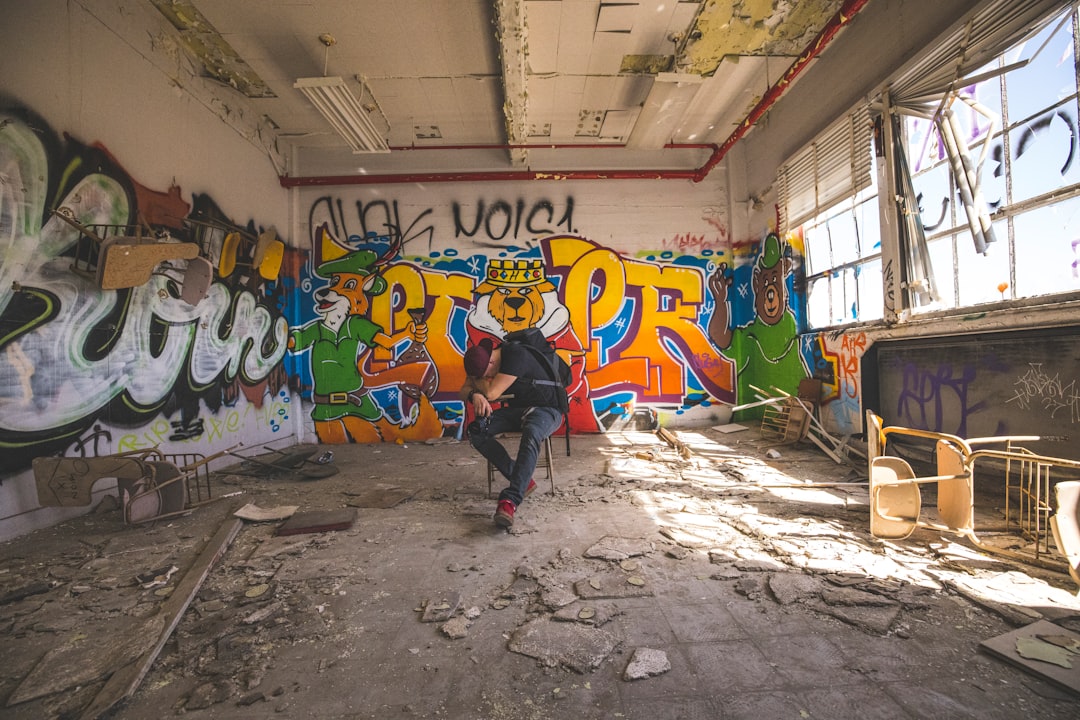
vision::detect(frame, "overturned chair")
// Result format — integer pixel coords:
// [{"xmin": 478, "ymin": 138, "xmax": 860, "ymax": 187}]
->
[
  {"xmin": 866, "ymin": 411, "xmax": 1080, "ymax": 583},
  {"xmin": 866, "ymin": 411, "xmax": 973, "ymax": 541},
  {"xmin": 33, "ymin": 447, "xmax": 226, "ymax": 524}
]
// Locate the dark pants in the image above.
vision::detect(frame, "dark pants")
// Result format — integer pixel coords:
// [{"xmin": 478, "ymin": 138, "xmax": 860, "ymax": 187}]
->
[{"xmin": 467, "ymin": 405, "xmax": 563, "ymax": 505}]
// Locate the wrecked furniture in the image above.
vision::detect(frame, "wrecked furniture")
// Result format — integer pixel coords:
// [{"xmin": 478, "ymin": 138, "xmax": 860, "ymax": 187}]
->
[
  {"xmin": 227, "ymin": 445, "xmax": 339, "ymax": 479},
  {"xmin": 866, "ymin": 411, "xmax": 1080, "ymax": 578},
  {"xmin": 1051, "ymin": 482, "xmax": 1080, "ymax": 588},
  {"xmin": 32, "ymin": 448, "xmax": 226, "ymax": 524},
  {"xmin": 866, "ymin": 411, "xmax": 972, "ymax": 541},
  {"xmin": 52, "ymin": 207, "xmax": 207, "ymax": 299}
]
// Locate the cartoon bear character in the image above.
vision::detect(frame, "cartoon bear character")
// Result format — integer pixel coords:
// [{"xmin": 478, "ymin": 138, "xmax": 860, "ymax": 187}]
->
[
  {"xmin": 465, "ymin": 258, "xmax": 598, "ymax": 432},
  {"xmin": 708, "ymin": 233, "xmax": 805, "ymax": 413},
  {"xmin": 289, "ymin": 250, "xmax": 440, "ymax": 443}
]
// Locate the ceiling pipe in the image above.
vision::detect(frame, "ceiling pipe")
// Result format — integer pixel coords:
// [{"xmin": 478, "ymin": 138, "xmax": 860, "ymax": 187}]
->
[{"xmin": 278, "ymin": 0, "xmax": 869, "ymax": 189}]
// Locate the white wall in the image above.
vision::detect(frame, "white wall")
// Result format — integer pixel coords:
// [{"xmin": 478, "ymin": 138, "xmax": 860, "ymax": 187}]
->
[{"xmin": 1, "ymin": 0, "xmax": 288, "ymax": 230}]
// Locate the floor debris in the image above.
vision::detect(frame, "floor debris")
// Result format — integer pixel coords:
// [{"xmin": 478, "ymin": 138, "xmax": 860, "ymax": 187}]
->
[
  {"xmin": 981, "ymin": 620, "xmax": 1080, "ymax": 695},
  {"xmin": 622, "ymin": 647, "xmax": 671, "ymax": 680},
  {"xmin": 276, "ymin": 508, "xmax": 356, "ymax": 536}
]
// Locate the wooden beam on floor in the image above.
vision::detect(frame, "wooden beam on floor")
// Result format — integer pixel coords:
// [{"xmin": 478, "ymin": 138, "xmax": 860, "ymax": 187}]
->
[{"xmin": 79, "ymin": 516, "xmax": 243, "ymax": 720}]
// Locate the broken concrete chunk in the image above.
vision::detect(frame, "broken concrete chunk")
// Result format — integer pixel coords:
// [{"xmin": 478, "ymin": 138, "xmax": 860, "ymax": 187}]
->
[
  {"xmin": 666, "ymin": 546, "xmax": 690, "ymax": 560},
  {"xmin": 735, "ymin": 576, "xmax": 765, "ymax": 600},
  {"xmin": 421, "ymin": 592, "xmax": 460, "ymax": 623},
  {"xmin": 733, "ymin": 557, "xmax": 786, "ymax": 572},
  {"xmin": 507, "ymin": 618, "xmax": 618, "ymax": 673},
  {"xmin": 710, "ymin": 565, "xmax": 742, "ymax": 581},
  {"xmin": 812, "ymin": 600, "xmax": 900, "ymax": 636},
  {"xmin": 552, "ymin": 601, "xmax": 621, "ymax": 626},
  {"xmin": 584, "ymin": 536, "xmax": 654, "ymax": 561},
  {"xmin": 623, "ymin": 647, "xmax": 671, "ymax": 681},
  {"xmin": 575, "ymin": 572, "xmax": 653, "ymax": 600},
  {"xmin": 440, "ymin": 615, "xmax": 471, "ymax": 639},
  {"xmin": 540, "ymin": 584, "xmax": 579, "ymax": 610},
  {"xmin": 768, "ymin": 573, "xmax": 824, "ymax": 606},
  {"xmin": 821, "ymin": 587, "xmax": 899, "ymax": 608}
]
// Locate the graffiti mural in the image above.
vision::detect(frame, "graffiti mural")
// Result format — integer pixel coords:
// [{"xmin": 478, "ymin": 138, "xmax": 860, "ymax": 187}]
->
[
  {"xmin": 290, "ymin": 202, "xmax": 745, "ymax": 438},
  {"xmin": 0, "ymin": 107, "xmax": 290, "ymax": 474},
  {"xmin": 288, "ymin": 224, "xmax": 441, "ymax": 443},
  {"xmin": 709, "ymin": 233, "xmax": 807, "ymax": 417},
  {"xmin": 803, "ymin": 330, "xmax": 868, "ymax": 436}
]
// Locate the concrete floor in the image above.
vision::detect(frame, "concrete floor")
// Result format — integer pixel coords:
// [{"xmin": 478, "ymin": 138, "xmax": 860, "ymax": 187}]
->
[{"xmin": 3, "ymin": 427, "xmax": 1080, "ymax": 719}]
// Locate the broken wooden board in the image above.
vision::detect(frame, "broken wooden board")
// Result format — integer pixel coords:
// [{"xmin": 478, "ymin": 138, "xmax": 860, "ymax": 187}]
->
[
  {"xmin": 276, "ymin": 508, "xmax": 357, "ymax": 536},
  {"xmin": 980, "ymin": 619, "xmax": 1080, "ymax": 696},
  {"xmin": 76, "ymin": 515, "xmax": 243, "ymax": 719},
  {"xmin": 97, "ymin": 238, "xmax": 200, "ymax": 290}
]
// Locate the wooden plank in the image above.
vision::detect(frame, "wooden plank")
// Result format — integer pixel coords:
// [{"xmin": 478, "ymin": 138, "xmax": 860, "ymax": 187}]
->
[
  {"xmin": 79, "ymin": 516, "xmax": 243, "ymax": 720},
  {"xmin": 97, "ymin": 239, "xmax": 200, "ymax": 290}
]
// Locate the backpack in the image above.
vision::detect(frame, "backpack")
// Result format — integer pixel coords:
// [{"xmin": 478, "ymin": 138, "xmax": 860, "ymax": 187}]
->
[{"xmin": 502, "ymin": 327, "xmax": 572, "ymax": 453}]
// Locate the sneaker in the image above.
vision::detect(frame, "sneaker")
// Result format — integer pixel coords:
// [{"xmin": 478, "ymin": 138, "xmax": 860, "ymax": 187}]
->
[
  {"xmin": 524, "ymin": 479, "xmax": 537, "ymax": 498},
  {"xmin": 494, "ymin": 499, "xmax": 516, "ymax": 528}
]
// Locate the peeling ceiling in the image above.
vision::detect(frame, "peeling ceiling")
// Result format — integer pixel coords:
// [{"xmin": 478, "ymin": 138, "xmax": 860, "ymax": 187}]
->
[{"xmin": 136, "ymin": 0, "xmax": 849, "ymax": 175}]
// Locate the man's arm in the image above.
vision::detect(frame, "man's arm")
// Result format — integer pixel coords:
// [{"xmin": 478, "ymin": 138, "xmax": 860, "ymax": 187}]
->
[{"xmin": 460, "ymin": 372, "xmax": 517, "ymax": 418}]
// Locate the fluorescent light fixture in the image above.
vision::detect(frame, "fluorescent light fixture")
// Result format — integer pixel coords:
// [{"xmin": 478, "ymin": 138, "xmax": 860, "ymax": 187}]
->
[
  {"xmin": 294, "ymin": 76, "xmax": 390, "ymax": 153},
  {"xmin": 626, "ymin": 72, "xmax": 705, "ymax": 149}
]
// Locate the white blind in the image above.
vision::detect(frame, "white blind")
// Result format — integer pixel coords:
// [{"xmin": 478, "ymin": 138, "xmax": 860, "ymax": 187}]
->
[{"xmin": 778, "ymin": 104, "xmax": 872, "ymax": 234}]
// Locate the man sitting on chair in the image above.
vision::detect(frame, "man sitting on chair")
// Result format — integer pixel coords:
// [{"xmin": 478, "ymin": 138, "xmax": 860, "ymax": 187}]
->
[{"xmin": 460, "ymin": 337, "xmax": 564, "ymax": 529}]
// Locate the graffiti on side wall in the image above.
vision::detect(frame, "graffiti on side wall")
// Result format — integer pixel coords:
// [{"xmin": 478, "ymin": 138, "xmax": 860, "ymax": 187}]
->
[
  {"xmin": 1006, "ymin": 363, "xmax": 1080, "ymax": 423},
  {"xmin": 802, "ymin": 330, "xmax": 868, "ymax": 436},
  {"xmin": 708, "ymin": 233, "xmax": 806, "ymax": 416},
  {"xmin": 0, "ymin": 107, "xmax": 291, "ymax": 474}
]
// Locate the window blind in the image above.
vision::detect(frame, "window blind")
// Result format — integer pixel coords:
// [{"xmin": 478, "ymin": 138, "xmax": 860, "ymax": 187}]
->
[{"xmin": 778, "ymin": 104, "xmax": 872, "ymax": 234}]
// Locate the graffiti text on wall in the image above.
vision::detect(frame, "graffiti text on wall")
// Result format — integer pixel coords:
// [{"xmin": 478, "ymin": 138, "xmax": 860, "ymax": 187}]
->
[
  {"xmin": 307, "ymin": 194, "xmax": 576, "ymax": 252},
  {"xmin": 1007, "ymin": 363, "xmax": 1080, "ymax": 423}
]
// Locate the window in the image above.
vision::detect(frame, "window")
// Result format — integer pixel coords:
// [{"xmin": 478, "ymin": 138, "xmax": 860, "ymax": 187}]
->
[
  {"xmin": 906, "ymin": 7, "xmax": 1080, "ymax": 311},
  {"xmin": 779, "ymin": 107, "xmax": 877, "ymax": 329},
  {"xmin": 786, "ymin": 2, "xmax": 1076, "ymax": 329}
]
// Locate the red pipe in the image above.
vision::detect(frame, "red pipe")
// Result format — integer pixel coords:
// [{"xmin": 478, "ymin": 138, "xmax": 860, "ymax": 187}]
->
[
  {"xmin": 279, "ymin": 0, "xmax": 869, "ymax": 188},
  {"xmin": 387, "ymin": 142, "xmax": 716, "ymax": 152},
  {"xmin": 281, "ymin": 164, "xmax": 707, "ymax": 187}
]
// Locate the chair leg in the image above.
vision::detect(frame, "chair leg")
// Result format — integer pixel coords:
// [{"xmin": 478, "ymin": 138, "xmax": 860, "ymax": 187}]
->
[{"xmin": 544, "ymin": 435, "xmax": 555, "ymax": 495}]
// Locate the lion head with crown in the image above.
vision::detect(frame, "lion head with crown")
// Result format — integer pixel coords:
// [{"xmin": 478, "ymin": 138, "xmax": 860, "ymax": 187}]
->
[{"xmin": 466, "ymin": 258, "xmax": 571, "ymax": 338}]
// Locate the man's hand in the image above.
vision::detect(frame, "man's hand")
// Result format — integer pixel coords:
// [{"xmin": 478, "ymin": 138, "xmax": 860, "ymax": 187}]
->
[{"xmin": 471, "ymin": 391, "xmax": 492, "ymax": 417}]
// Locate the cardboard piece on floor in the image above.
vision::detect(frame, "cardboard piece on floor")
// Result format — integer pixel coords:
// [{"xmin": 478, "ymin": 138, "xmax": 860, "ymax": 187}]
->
[
  {"xmin": 980, "ymin": 619, "xmax": 1080, "ymax": 695},
  {"xmin": 276, "ymin": 508, "xmax": 357, "ymax": 536},
  {"xmin": 712, "ymin": 423, "xmax": 748, "ymax": 433},
  {"xmin": 234, "ymin": 503, "xmax": 299, "ymax": 522}
]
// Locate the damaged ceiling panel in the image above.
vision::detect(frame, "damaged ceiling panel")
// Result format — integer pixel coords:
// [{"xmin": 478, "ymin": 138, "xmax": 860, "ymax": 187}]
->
[
  {"xmin": 681, "ymin": 0, "xmax": 845, "ymax": 76},
  {"xmin": 149, "ymin": 0, "xmax": 275, "ymax": 98},
  {"xmin": 119, "ymin": 0, "xmax": 869, "ymax": 174}
]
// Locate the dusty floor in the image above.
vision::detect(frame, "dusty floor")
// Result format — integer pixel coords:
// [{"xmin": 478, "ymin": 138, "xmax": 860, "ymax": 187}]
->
[{"xmin": 2, "ymin": 427, "xmax": 1080, "ymax": 720}]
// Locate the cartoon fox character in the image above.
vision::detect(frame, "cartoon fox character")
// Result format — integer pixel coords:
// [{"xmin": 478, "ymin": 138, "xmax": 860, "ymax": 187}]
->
[{"xmin": 289, "ymin": 250, "xmax": 440, "ymax": 443}]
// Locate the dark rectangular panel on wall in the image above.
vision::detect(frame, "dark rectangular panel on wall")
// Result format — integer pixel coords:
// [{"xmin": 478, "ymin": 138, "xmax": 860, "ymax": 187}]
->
[{"xmin": 877, "ymin": 327, "xmax": 1080, "ymax": 461}]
